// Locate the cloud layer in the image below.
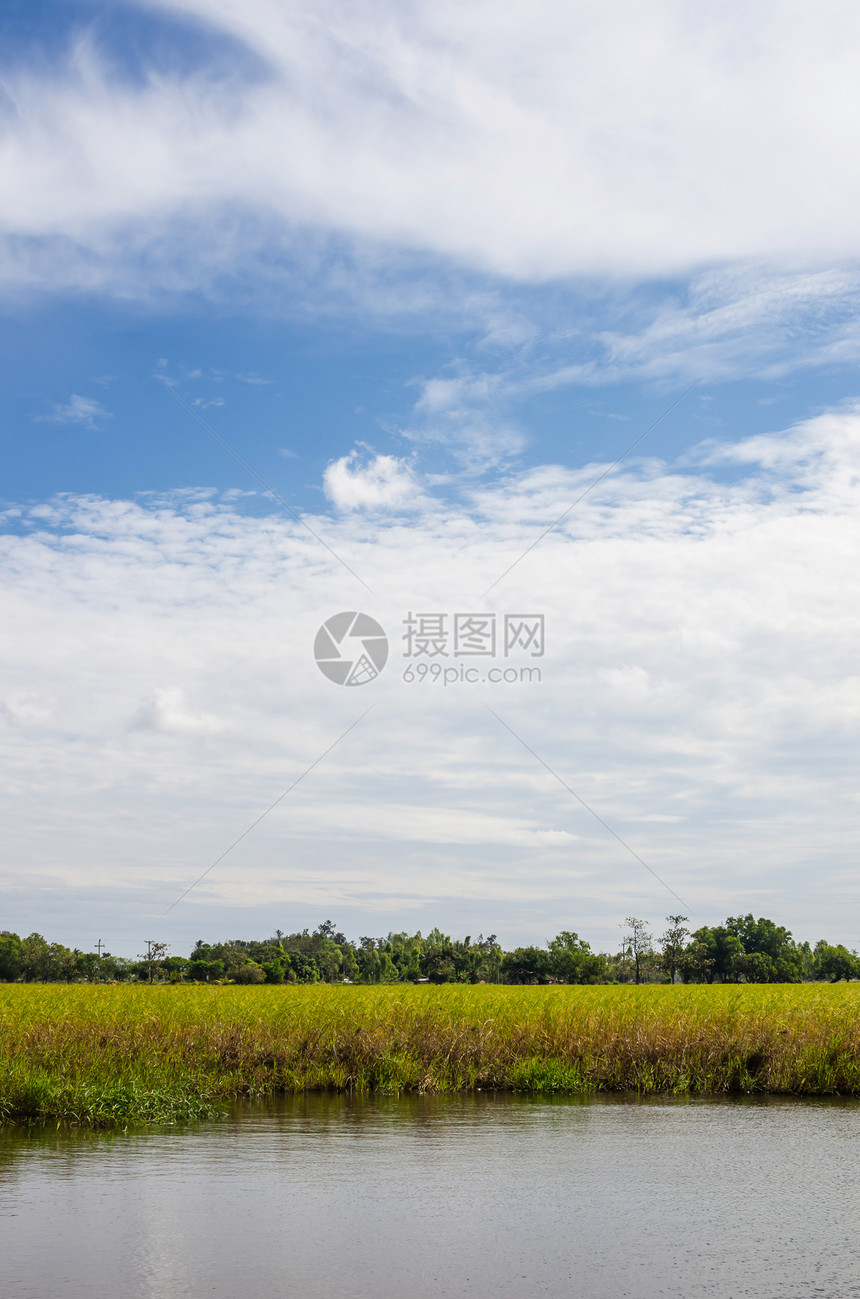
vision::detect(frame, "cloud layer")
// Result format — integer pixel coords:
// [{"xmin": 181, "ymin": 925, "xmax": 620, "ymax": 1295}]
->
[
  {"xmin": 3, "ymin": 406, "xmax": 860, "ymax": 952},
  {"xmin": 5, "ymin": 3, "xmax": 860, "ymax": 957},
  {"xmin": 3, "ymin": 0, "xmax": 860, "ymax": 295}
]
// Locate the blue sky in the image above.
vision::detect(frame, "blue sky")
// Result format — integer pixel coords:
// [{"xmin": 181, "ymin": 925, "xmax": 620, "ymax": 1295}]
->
[
  {"xmin": 7, "ymin": 272, "xmax": 860, "ymax": 514},
  {"xmin": 4, "ymin": 0, "xmax": 860, "ymax": 958}
]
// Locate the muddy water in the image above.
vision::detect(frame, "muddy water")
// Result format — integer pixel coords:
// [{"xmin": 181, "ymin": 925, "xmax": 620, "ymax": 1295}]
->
[{"xmin": 2, "ymin": 1093, "xmax": 859, "ymax": 1298}]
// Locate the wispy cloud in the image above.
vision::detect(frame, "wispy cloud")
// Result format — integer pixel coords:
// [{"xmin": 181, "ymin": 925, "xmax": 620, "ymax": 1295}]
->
[
  {"xmin": 390, "ymin": 265, "xmax": 860, "ymax": 468},
  {"xmin": 32, "ymin": 394, "xmax": 113, "ymax": 428},
  {"xmin": 595, "ymin": 266, "xmax": 860, "ymax": 384}
]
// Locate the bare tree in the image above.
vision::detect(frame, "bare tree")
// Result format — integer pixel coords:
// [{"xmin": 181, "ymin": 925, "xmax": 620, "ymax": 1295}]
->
[
  {"xmin": 659, "ymin": 915, "xmax": 690, "ymax": 984},
  {"xmin": 622, "ymin": 917, "xmax": 652, "ymax": 984}
]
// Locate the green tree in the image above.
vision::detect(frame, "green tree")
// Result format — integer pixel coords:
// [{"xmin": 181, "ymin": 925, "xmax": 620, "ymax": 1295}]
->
[
  {"xmin": 813, "ymin": 941, "xmax": 860, "ymax": 982},
  {"xmin": 797, "ymin": 940, "xmax": 815, "ymax": 980},
  {"xmin": 684, "ymin": 926, "xmax": 742, "ymax": 982},
  {"xmin": 340, "ymin": 945, "xmax": 360, "ymax": 983},
  {"xmin": 73, "ymin": 951, "xmax": 101, "ymax": 982},
  {"xmin": 261, "ymin": 956, "xmax": 288, "ymax": 983},
  {"xmin": 286, "ymin": 951, "xmax": 319, "ymax": 982},
  {"xmin": 187, "ymin": 959, "xmax": 224, "ymax": 982},
  {"xmin": 0, "ymin": 931, "xmax": 22, "ymax": 981},
  {"xmin": 422, "ymin": 946, "xmax": 460, "ymax": 983},
  {"xmin": 725, "ymin": 914, "xmax": 804, "ymax": 982},
  {"xmin": 161, "ymin": 956, "xmax": 187, "ymax": 983},
  {"xmin": 659, "ymin": 915, "xmax": 689, "ymax": 984},
  {"xmin": 547, "ymin": 931, "xmax": 606, "ymax": 983},
  {"xmin": 680, "ymin": 938, "xmax": 716, "ymax": 983},
  {"xmin": 19, "ymin": 933, "xmax": 75, "ymax": 981},
  {"xmin": 622, "ymin": 917, "xmax": 653, "ymax": 985},
  {"xmin": 233, "ymin": 959, "xmax": 266, "ymax": 984},
  {"xmin": 471, "ymin": 934, "xmax": 503, "ymax": 984},
  {"xmin": 501, "ymin": 946, "xmax": 552, "ymax": 984}
]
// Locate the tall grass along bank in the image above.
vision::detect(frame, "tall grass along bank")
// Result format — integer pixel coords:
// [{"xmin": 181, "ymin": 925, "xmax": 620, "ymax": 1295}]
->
[{"xmin": 2, "ymin": 984, "xmax": 859, "ymax": 1127}]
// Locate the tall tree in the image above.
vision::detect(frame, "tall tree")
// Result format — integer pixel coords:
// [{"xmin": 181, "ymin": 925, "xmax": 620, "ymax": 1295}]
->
[
  {"xmin": 622, "ymin": 917, "xmax": 653, "ymax": 984},
  {"xmin": 659, "ymin": 915, "xmax": 689, "ymax": 984}
]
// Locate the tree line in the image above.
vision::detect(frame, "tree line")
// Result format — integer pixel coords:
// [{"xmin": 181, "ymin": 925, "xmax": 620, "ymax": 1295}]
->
[{"xmin": 1, "ymin": 914, "xmax": 858, "ymax": 984}]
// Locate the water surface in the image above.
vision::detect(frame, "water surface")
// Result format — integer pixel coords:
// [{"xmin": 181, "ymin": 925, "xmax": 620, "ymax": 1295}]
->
[{"xmin": 2, "ymin": 1093, "xmax": 859, "ymax": 1298}]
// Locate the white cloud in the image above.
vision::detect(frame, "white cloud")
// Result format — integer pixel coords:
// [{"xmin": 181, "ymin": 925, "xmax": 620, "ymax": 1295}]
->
[
  {"xmin": 323, "ymin": 448, "xmax": 421, "ymax": 510},
  {"xmin": 594, "ymin": 266, "xmax": 860, "ymax": 384},
  {"xmin": 131, "ymin": 686, "xmax": 223, "ymax": 736},
  {"xmin": 32, "ymin": 394, "xmax": 113, "ymax": 428},
  {"xmin": 3, "ymin": 407, "xmax": 860, "ymax": 952},
  {"xmin": 415, "ymin": 376, "xmax": 497, "ymax": 415},
  {"xmin": 404, "ymin": 370, "xmax": 527, "ymax": 470},
  {"xmin": 401, "ymin": 413, "xmax": 527, "ymax": 473},
  {"xmin": 396, "ymin": 267, "xmax": 860, "ymax": 446},
  {"xmin": 0, "ymin": 691, "xmax": 54, "ymax": 727},
  {"xmin": 3, "ymin": 1, "xmax": 860, "ymax": 292}
]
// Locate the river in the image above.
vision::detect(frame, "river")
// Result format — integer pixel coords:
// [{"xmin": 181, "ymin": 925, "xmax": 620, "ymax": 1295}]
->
[{"xmin": 2, "ymin": 1093, "xmax": 859, "ymax": 1297}]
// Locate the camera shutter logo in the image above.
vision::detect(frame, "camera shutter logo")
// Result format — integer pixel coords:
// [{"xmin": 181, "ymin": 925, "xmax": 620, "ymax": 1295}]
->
[{"xmin": 314, "ymin": 612, "xmax": 389, "ymax": 686}]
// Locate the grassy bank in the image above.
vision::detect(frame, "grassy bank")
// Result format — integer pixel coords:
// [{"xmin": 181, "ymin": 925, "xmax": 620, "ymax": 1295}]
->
[{"xmin": 2, "ymin": 983, "xmax": 860, "ymax": 1126}]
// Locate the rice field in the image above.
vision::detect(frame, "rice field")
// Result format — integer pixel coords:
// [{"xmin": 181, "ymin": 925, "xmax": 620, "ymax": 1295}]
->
[{"xmin": 2, "ymin": 982, "xmax": 859, "ymax": 1126}]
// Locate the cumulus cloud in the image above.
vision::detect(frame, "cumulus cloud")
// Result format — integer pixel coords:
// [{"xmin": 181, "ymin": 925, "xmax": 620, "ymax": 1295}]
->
[
  {"xmin": 3, "ymin": 0, "xmax": 860, "ymax": 294},
  {"xmin": 32, "ymin": 394, "xmax": 113, "ymax": 428},
  {"xmin": 2, "ymin": 407, "xmax": 860, "ymax": 952},
  {"xmin": 323, "ymin": 448, "xmax": 421, "ymax": 510}
]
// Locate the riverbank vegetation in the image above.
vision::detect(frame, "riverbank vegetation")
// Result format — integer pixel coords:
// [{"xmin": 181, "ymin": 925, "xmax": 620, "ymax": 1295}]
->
[
  {"xmin": 2, "ymin": 914, "xmax": 859, "ymax": 986},
  {"xmin": 2, "ymin": 983, "xmax": 860, "ymax": 1127}
]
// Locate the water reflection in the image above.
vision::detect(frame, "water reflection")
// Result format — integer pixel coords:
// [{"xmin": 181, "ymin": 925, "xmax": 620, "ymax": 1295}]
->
[{"xmin": 2, "ymin": 1094, "xmax": 859, "ymax": 1298}]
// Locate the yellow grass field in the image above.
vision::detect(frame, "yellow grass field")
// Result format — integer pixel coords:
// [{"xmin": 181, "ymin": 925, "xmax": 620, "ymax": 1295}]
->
[{"xmin": 2, "ymin": 982, "xmax": 859, "ymax": 1126}]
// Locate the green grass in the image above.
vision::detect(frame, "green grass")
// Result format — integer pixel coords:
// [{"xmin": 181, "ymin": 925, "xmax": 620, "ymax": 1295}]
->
[{"xmin": 2, "ymin": 983, "xmax": 860, "ymax": 1127}]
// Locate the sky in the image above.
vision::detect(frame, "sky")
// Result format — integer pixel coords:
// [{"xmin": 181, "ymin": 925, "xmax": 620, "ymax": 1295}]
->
[{"xmin": 3, "ymin": 0, "xmax": 860, "ymax": 959}]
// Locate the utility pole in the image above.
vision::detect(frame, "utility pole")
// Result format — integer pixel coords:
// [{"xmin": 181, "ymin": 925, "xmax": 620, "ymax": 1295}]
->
[
  {"xmin": 95, "ymin": 938, "xmax": 104, "ymax": 983},
  {"xmin": 137, "ymin": 940, "xmax": 168, "ymax": 984}
]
